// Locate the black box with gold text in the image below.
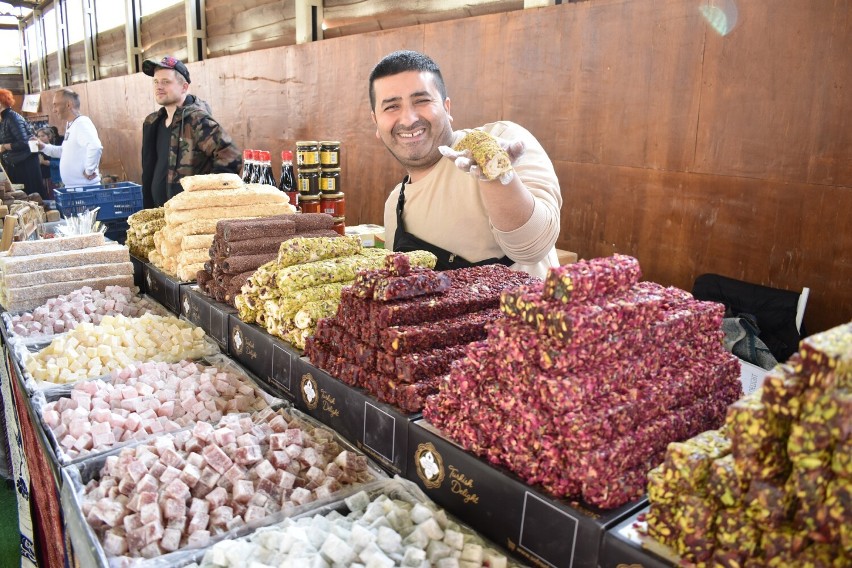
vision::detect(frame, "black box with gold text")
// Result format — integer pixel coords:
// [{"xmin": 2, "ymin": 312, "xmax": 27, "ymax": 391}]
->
[{"xmin": 406, "ymin": 420, "xmax": 648, "ymax": 568}]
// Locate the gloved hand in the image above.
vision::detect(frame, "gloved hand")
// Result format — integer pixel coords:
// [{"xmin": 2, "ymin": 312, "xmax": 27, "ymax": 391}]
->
[{"xmin": 439, "ymin": 136, "xmax": 526, "ymax": 185}]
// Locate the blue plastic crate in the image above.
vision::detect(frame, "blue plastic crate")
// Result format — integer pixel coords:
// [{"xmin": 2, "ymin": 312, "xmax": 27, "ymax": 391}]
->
[
  {"xmin": 103, "ymin": 219, "xmax": 130, "ymax": 244},
  {"xmin": 54, "ymin": 182, "xmax": 143, "ymax": 221}
]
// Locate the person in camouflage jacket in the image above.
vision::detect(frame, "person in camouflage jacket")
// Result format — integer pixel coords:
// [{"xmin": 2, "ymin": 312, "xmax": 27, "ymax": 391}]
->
[{"xmin": 140, "ymin": 56, "xmax": 242, "ymax": 207}]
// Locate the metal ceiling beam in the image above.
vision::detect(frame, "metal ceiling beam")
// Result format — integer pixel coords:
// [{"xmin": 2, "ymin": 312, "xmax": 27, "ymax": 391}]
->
[
  {"xmin": 185, "ymin": 0, "xmax": 207, "ymax": 63},
  {"xmin": 2, "ymin": 2, "xmax": 39, "ymax": 9},
  {"xmin": 81, "ymin": 0, "xmax": 98, "ymax": 81}
]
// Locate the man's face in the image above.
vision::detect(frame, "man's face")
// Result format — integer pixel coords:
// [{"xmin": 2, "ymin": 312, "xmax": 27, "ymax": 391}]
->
[
  {"xmin": 371, "ymin": 70, "xmax": 453, "ymax": 174},
  {"xmin": 153, "ymin": 68, "xmax": 188, "ymax": 107},
  {"xmin": 52, "ymin": 95, "xmax": 72, "ymax": 121}
]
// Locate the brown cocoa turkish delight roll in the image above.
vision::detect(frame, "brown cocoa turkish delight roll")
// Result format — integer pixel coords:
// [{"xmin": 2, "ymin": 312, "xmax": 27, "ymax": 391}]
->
[
  {"xmin": 292, "ymin": 212, "xmax": 335, "ymax": 232},
  {"xmin": 225, "ymin": 236, "xmax": 294, "ymax": 257},
  {"xmin": 196, "ymin": 269, "xmax": 213, "ymax": 288},
  {"xmin": 542, "ymin": 253, "xmax": 641, "ymax": 304},
  {"xmin": 220, "ymin": 218, "xmax": 295, "ymax": 242},
  {"xmin": 221, "ymin": 252, "xmax": 278, "ymax": 274}
]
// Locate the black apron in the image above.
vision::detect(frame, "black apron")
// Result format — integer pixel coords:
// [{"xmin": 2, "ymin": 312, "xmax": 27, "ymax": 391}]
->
[{"xmin": 393, "ymin": 175, "xmax": 514, "ymax": 271}]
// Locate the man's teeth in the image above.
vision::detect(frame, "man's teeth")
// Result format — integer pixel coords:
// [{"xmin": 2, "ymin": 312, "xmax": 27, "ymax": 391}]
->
[{"xmin": 399, "ymin": 129, "xmax": 425, "ymax": 138}]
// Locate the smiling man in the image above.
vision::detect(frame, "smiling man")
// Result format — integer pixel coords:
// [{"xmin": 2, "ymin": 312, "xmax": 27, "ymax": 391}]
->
[
  {"xmin": 369, "ymin": 50, "xmax": 562, "ymax": 277},
  {"xmin": 140, "ymin": 56, "xmax": 241, "ymax": 207}
]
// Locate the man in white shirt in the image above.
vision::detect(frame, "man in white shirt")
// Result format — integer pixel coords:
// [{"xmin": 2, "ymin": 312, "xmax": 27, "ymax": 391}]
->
[
  {"xmin": 36, "ymin": 88, "xmax": 103, "ymax": 187},
  {"xmin": 369, "ymin": 51, "xmax": 562, "ymax": 278}
]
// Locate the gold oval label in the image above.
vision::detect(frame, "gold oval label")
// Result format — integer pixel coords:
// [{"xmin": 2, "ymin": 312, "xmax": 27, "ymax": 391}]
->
[
  {"xmin": 301, "ymin": 373, "xmax": 319, "ymax": 410},
  {"xmin": 414, "ymin": 442, "xmax": 445, "ymax": 489},
  {"xmin": 231, "ymin": 328, "xmax": 244, "ymax": 355}
]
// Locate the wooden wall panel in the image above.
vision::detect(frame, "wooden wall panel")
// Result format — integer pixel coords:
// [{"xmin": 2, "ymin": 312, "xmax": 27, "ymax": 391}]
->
[
  {"xmin": 322, "ymin": 0, "xmax": 523, "ymax": 39},
  {"xmin": 96, "ymin": 27, "xmax": 127, "ymax": 79},
  {"xmin": 140, "ymin": 5, "xmax": 187, "ymax": 60},
  {"xmin": 555, "ymin": 161, "xmax": 852, "ymax": 334},
  {"xmin": 205, "ymin": 0, "xmax": 293, "ymax": 56},
  {"xmin": 694, "ymin": 1, "xmax": 852, "ymax": 186},
  {"xmin": 69, "ymin": 43, "xmax": 88, "ymax": 84}
]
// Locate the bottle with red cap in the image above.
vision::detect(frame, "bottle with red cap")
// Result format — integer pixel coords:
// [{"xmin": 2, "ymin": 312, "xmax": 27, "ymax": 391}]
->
[
  {"xmin": 241, "ymin": 149, "xmax": 255, "ymax": 183},
  {"xmin": 248, "ymin": 150, "xmax": 260, "ymax": 183},
  {"xmin": 278, "ymin": 150, "xmax": 298, "ymax": 210},
  {"xmin": 259, "ymin": 151, "xmax": 276, "ymax": 186}
]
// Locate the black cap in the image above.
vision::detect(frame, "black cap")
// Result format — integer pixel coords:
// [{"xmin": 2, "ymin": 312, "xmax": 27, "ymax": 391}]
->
[{"xmin": 142, "ymin": 56, "xmax": 191, "ymax": 84}]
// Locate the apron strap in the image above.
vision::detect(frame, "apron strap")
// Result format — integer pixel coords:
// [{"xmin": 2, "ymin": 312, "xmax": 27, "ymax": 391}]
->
[{"xmin": 393, "ymin": 175, "xmax": 513, "ymax": 270}]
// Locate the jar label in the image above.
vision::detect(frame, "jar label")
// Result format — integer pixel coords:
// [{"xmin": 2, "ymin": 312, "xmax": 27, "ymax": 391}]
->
[
  {"xmin": 320, "ymin": 178, "xmax": 336, "ymax": 192},
  {"xmin": 298, "ymin": 151, "xmax": 319, "ymax": 166},
  {"xmin": 320, "ymin": 150, "xmax": 339, "ymax": 165}
]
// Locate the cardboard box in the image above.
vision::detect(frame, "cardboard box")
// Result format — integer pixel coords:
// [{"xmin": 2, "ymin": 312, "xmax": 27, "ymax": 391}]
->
[
  {"xmin": 180, "ymin": 285, "xmax": 235, "ymax": 351},
  {"xmin": 344, "ymin": 223, "xmax": 385, "ymax": 247},
  {"xmin": 600, "ymin": 507, "xmax": 676, "ymax": 568},
  {"xmin": 739, "ymin": 358, "xmax": 770, "ymax": 396},
  {"xmin": 293, "ymin": 358, "xmax": 413, "ymax": 476},
  {"xmin": 227, "ymin": 315, "xmax": 300, "ymax": 401},
  {"xmin": 142, "ymin": 263, "xmax": 186, "ymax": 315},
  {"xmin": 555, "ymin": 248, "xmax": 578, "ymax": 265},
  {"xmin": 406, "ymin": 420, "xmax": 648, "ymax": 568}
]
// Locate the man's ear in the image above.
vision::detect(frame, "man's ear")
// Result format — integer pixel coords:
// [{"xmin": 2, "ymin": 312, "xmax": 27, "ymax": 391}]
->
[
  {"xmin": 444, "ymin": 97, "xmax": 452, "ymax": 122},
  {"xmin": 371, "ymin": 111, "xmax": 380, "ymax": 139}
]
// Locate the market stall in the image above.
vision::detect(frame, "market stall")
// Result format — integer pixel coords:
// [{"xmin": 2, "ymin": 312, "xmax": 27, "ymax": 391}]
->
[{"xmin": 0, "ymin": 171, "xmax": 847, "ymax": 568}]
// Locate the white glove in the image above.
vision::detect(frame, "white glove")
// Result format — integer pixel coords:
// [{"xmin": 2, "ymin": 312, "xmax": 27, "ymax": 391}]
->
[{"xmin": 439, "ymin": 137, "xmax": 526, "ymax": 185}]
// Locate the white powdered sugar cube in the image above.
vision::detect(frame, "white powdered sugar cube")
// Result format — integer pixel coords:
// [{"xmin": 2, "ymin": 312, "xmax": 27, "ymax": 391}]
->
[
  {"xmin": 376, "ymin": 526, "xmax": 402, "ymax": 554},
  {"xmin": 319, "ymin": 533, "xmax": 355, "ymax": 565}
]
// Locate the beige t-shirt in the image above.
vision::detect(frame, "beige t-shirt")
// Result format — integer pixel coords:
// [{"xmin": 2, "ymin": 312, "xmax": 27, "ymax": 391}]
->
[{"xmin": 383, "ymin": 121, "xmax": 562, "ymax": 279}]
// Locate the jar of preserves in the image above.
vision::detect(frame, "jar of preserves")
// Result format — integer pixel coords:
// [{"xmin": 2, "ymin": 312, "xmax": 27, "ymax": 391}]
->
[
  {"xmin": 319, "ymin": 141, "xmax": 341, "ymax": 168},
  {"xmin": 296, "ymin": 141, "xmax": 319, "ymax": 167},
  {"xmin": 320, "ymin": 192, "xmax": 345, "ymax": 217},
  {"xmin": 332, "ymin": 216, "xmax": 345, "ymax": 236},
  {"xmin": 319, "ymin": 168, "xmax": 341, "ymax": 193},
  {"xmin": 299, "ymin": 194, "xmax": 321, "ymax": 214},
  {"xmin": 285, "ymin": 191, "xmax": 299, "ymax": 211},
  {"xmin": 297, "ymin": 168, "xmax": 320, "ymax": 195}
]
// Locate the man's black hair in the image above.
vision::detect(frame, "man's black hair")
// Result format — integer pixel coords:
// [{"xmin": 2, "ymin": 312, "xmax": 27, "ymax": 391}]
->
[{"xmin": 369, "ymin": 50, "xmax": 447, "ymax": 110}]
